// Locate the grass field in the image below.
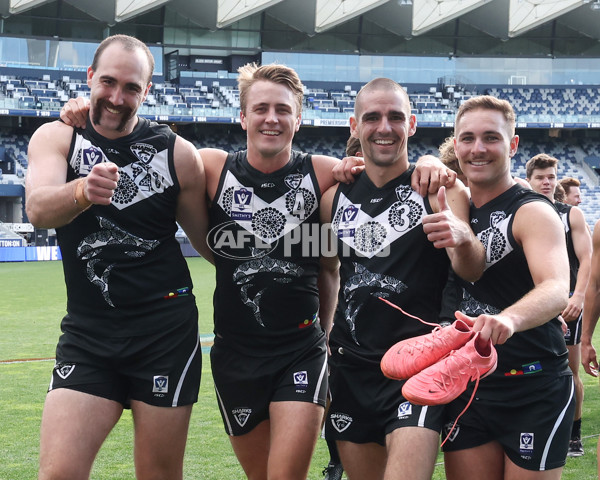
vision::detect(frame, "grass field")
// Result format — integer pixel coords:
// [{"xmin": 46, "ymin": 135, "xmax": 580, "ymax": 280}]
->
[{"xmin": 1, "ymin": 257, "xmax": 600, "ymax": 479}]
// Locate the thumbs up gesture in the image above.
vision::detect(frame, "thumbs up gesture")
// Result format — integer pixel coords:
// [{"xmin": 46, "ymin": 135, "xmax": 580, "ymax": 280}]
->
[{"xmin": 422, "ymin": 186, "xmax": 470, "ymax": 249}]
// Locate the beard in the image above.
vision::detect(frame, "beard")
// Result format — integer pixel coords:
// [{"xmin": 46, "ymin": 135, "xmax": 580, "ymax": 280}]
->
[{"xmin": 91, "ymin": 98, "xmax": 135, "ymax": 133}]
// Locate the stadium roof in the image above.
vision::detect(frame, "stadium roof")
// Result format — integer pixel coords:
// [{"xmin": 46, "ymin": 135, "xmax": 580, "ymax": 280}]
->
[{"xmin": 2, "ymin": 0, "xmax": 600, "ymax": 40}]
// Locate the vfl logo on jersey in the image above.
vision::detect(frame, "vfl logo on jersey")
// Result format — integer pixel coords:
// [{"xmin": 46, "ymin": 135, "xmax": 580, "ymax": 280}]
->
[
  {"xmin": 293, "ymin": 371, "xmax": 308, "ymax": 387},
  {"xmin": 397, "ymin": 401, "xmax": 412, "ymax": 419},
  {"xmin": 342, "ymin": 205, "xmax": 359, "ymax": 223},
  {"xmin": 130, "ymin": 143, "xmax": 157, "ymax": 164},
  {"xmin": 284, "ymin": 173, "xmax": 303, "ymax": 190},
  {"xmin": 55, "ymin": 363, "xmax": 76, "ymax": 380},
  {"xmin": 338, "ymin": 205, "xmax": 359, "ymax": 239},
  {"xmin": 81, "ymin": 146, "xmax": 104, "ymax": 175},
  {"xmin": 153, "ymin": 376, "xmax": 169, "ymax": 393},
  {"xmin": 330, "ymin": 413, "xmax": 353, "ymax": 433},
  {"xmin": 231, "ymin": 187, "xmax": 254, "ymax": 221},
  {"xmin": 232, "ymin": 408, "xmax": 252, "ymax": 428},
  {"xmin": 519, "ymin": 432, "xmax": 534, "ymax": 457}
]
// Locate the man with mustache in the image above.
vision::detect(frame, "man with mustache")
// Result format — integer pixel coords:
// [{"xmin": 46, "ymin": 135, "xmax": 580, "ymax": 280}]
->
[
  {"xmin": 442, "ymin": 96, "xmax": 573, "ymax": 479},
  {"xmin": 26, "ymin": 34, "xmax": 211, "ymax": 480}
]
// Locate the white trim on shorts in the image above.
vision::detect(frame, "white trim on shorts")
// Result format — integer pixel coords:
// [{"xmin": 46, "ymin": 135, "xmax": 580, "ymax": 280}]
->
[
  {"xmin": 540, "ymin": 377, "xmax": 574, "ymax": 471},
  {"xmin": 172, "ymin": 333, "xmax": 200, "ymax": 407}
]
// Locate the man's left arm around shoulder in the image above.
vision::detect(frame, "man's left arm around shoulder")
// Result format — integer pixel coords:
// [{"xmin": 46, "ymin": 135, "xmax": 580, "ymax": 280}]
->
[{"xmin": 330, "ymin": 154, "xmax": 456, "ymax": 195}]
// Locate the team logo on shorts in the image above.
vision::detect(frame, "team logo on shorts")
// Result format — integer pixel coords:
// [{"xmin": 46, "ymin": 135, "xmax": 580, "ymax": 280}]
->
[
  {"xmin": 232, "ymin": 408, "xmax": 252, "ymax": 427},
  {"xmin": 519, "ymin": 432, "xmax": 534, "ymax": 457},
  {"xmin": 293, "ymin": 371, "xmax": 308, "ymax": 387},
  {"xmin": 152, "ymin": 375, "xmax": 169, "ymax": 393},
  {"xmin": 330, "ymin": 412, "xmax": 353, "ymax": 433},
  {"xmin": 55, "ymin": 362, "xmax": 76, "ymax": 379},
  {"xmin": 443, "ymin": 422, "xmax": 460, "ymax": 443},
  {"xmin": 397, "ymin": 401, "xmax": 412, "ymax": 419}
]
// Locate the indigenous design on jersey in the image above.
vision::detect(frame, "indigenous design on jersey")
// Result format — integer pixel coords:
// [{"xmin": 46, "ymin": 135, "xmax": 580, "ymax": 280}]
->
[
  {"xmin": 233, "ymin": 253, "xmax": 304, "ymax": 326},
  {"xmin": 77, "ymin": 216, "xmax": 159, "ymax": 306},
  {"xmin": 341, "ymin": 263, "xmax": 407, "ymax": 344},
  {"xmin": 478, "ymin": 210, "xmax": 514, "ymax": 267},
  {"xmin": 71, "ymin": 136, "xmax": 174, "ymax": 210},
  {"xmin": 459, "ymin": 289, "xmax": 501, "ymax": 317},
  {"xmin": 332, "ymin": 184, "xmax": 424, "ymax": 259},
  {"xmin": 217, "ymin": 169, "xmax": 317, "ymax": 245}
]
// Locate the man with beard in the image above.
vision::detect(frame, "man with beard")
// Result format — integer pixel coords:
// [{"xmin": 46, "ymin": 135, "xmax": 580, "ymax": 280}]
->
[
  {"xmin": 26, "ymin": 34, "xmax": 210, "ymax": 480},
  {"xmin": 320, "ymin": 77, "xmax": 485, "ymax": 480}
]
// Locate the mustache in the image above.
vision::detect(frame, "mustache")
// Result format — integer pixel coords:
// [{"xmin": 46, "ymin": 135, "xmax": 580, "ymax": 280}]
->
[{"xmin": 92, "ymin": 99, "xmax": 134, "ymax": 132}]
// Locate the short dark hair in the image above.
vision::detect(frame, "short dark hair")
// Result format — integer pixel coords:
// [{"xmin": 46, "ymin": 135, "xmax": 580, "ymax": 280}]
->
[
  {"xmin": 354, "ymin": 78, "xmax": 410, "ymax": 118},
  {"xmin": 92, "ymin": 35, "xmax": 154, "ymax": 84},
  {"xmin": 526, "ymin": 153, "xmax": 558, "ymax": 179}
]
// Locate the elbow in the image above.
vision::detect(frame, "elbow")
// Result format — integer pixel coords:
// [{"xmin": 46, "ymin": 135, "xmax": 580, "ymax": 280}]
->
[{"xmin": 25, "ymin": 204, "xmax": 44, "ymax": 228}]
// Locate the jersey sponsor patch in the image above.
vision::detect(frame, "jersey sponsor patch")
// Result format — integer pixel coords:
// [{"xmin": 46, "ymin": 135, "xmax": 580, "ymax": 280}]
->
[
  {"xmin": 231, "ymin": 187, "xmax": 254, "ymax": 221},
  {"xmin": 337, "ymin": 204, "xmax": 360, "ymax": 238},
  {"xmin": 330, "ymin": 412, "xmax": 353, "ymax": 433}
]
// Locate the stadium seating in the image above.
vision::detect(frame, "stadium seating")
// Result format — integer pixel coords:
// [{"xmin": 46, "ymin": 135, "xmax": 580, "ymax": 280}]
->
[{"xmin": 0, "ymin": 73, "xmax": 599, "ymax": 226}]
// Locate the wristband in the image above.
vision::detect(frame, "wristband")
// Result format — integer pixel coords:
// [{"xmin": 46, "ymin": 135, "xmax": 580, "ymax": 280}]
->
[{"xmin": 73, "ymin": 178, "xmax": 92, "ymax": 211}]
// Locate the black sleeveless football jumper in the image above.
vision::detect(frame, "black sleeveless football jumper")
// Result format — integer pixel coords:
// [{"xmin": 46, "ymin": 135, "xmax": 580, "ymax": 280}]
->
[
  {"xmin": 329, "ymin": 166, "xmax": 450, "ymax": 364},
  {"xmin": 208, "ymin": 150, "xmax": 324, "ymax": 356},
  {"xmin": 57, "ymin": 117, "xmax": 196, "ymax": 337}
]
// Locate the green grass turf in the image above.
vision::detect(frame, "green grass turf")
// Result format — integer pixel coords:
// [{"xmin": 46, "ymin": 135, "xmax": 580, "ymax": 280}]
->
[{"xmin": 1, "ymin": 257, "xmax": 599, "ymax": 479}]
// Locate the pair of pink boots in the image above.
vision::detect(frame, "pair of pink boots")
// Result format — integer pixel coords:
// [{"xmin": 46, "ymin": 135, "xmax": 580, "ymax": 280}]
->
[{"xmin": 381, "ymin": 319, "xmax": 498, "ymax": 406}]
